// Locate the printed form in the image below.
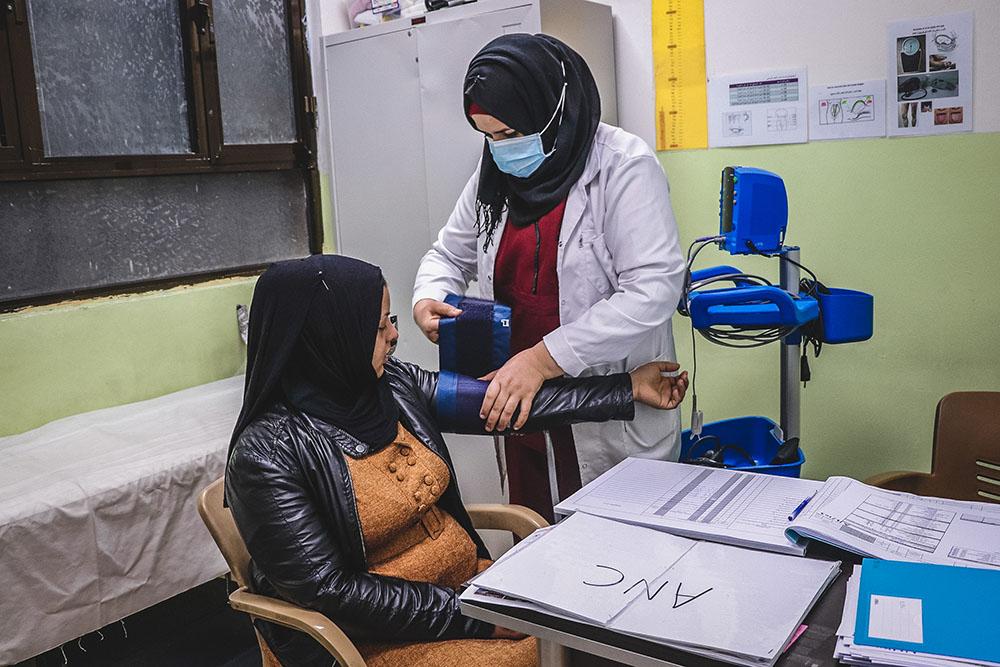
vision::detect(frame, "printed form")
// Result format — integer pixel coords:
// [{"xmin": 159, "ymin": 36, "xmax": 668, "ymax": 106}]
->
[
  {"xmin": 555, "ymin": 458, "xmax": 822, "ymax": 556},
  {"xmin": 788, "ymin": 476, "xmax": 1000, "ymax": 569}
]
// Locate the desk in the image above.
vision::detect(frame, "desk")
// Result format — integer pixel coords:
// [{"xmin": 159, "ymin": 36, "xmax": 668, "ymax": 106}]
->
[{"xmin": 462, "ymin": 546, "xmax": 858, "ymax": 667}]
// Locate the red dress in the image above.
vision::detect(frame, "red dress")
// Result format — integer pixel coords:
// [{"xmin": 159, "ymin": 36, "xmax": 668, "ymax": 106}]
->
[{"xmin": 493, "ymin": 200, "xmax": 581, "ymax": 523}]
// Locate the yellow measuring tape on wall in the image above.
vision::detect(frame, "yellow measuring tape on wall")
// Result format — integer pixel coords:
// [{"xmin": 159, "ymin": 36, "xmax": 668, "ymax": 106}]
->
[{"xmin": 652, "ymin": 0, "xmax": 708, "ymax": 151}]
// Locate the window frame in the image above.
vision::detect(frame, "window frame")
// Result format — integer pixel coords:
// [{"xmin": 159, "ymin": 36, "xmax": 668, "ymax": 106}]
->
[
  {"xmin": 0, "ymin": 0, "xmax": 323, "ymax": 311},
  {"xmin": 0, "ymin": 0, "xmax": 319, "ymax": 181},
  {"xmin": 0, "ymin": 6, "xmax": 22, "ymax": 163}
]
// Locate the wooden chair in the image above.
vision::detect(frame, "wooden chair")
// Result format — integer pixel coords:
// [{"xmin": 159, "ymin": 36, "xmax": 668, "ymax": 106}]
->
[
  {"xmin": 865, "ymin": 392, "xmax": 1000, "ymax": 503},
  {"xmin": 197, "ymin": 477, "xmax": 548, "ymax": 667}
]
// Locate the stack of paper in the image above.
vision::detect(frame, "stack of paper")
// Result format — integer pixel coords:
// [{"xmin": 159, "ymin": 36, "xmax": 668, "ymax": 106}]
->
[
  {"xmin": 554, "ymin": 458, "xmax": 822, "ymax": 556},
  {"xmin": 836, "ymin": 560, "xmax": 1000, "ymax": 667},
  {"xmin": 463, "ymin": 513, "xmax": 840, "ymax": 667}
]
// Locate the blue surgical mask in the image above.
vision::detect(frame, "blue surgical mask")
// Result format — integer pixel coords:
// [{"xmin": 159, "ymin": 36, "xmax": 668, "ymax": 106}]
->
[{"xmin": 487, "ymin": 66, "xmax": 567, "ymax": 179}]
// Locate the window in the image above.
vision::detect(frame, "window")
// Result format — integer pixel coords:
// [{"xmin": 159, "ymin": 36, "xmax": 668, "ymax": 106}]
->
[{"xmin": 0, "ymin": 0, "xmax": 320, "ymax": 308}]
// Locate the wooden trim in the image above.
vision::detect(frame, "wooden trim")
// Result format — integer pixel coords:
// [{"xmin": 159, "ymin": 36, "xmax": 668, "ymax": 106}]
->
[
  {"xmin": 5, "ymin": 0, "xmax": 42, "ymax": 164},
  {"xmin": 0, "ymin": 10, "xmax": 21, "ymax": 161},
  {"xmin": 0, "ymin": 264, "xmax": 270, "ymax": 313}
]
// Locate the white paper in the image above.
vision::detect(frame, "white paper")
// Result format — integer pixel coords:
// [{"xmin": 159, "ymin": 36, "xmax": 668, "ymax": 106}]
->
[
  {"xmin": 471, "ymin": 512, "xmax": 694, "ymax": 624},
  {"xmin": 788, "ymin": 476, "xmax": 1000, "ymax": 570},
  {"xmin": 555, "ymin": 458, "xmax": 822, "ymax": 556},
  {"xmin": 809, "ymin": 80, "xmax": 886, "ymax": 141},
  {"xmin": 869, "ymin": 595, "xmax": 924, "ymax": 644},
  {"xmin": 612, "ymin": 541, "xmax": 839, "ymax": 662},
  {"xmin": 708, "ymin": 68, "xmax": 808, "ymax": 147},
  {"xmin": 469, "ymin": 513, "xmax": 838, "ymax": 666},
  {"xmin": 887, "ymin": 12, "xmax": 973, "ymax": 137}
]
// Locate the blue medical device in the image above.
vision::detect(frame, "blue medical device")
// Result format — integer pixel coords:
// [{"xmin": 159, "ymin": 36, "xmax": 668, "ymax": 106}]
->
[
  {"xmin": 680, "ymin": 167, "xmax": 874, "ymax": 477},
  {"xmin": 719, "ymin": 166, "xmax": 788, "ymax": 255}
]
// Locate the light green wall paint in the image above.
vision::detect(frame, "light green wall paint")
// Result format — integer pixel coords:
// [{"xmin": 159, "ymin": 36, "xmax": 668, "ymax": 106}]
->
[
  {"xmin": 0, "ymin": 170, "xmax": 339, "ymax": 439},
  {"xmin": 0, "ymin": 277, "xmax": 257, "ymax": 437},
  {"xmin": 661, "ymin": 132, "xmax": 1000, "ymax": 481}
]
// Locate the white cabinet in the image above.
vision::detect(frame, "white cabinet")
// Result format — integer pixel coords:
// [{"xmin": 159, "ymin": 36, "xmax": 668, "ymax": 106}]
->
[{"xmin": 324, "ymin": 0, "xmax": 540, "ymax": 370}]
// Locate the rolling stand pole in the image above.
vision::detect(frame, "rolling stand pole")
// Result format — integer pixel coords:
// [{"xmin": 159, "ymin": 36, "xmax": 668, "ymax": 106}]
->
[{"xmin": 779, "ymin": 247, "xmax": 801, "ymax": 442}]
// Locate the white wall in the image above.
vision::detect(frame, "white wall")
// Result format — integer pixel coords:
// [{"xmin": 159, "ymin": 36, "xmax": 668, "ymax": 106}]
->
[
  {"xmin": 317, "ymin": 0, "xmax": 659, "ymax": 145},
  {"xmin": 704, "ymin": 0, "xmax": 1000, "ymax": 133}
]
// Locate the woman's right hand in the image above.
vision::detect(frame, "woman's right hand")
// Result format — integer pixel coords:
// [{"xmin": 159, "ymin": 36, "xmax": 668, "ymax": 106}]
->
[
  {"xmin": 413, "ymin": 299, "xmax": 463, "ymax": 343},
  {"xmin": 629, "ymin": 361, "xmax": 689, "ymax": 410}
]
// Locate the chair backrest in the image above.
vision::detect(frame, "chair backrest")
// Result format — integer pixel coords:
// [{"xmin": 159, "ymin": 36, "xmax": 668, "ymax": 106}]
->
[
  {"xmin": 930, "ymin": 392, "xmax": 1000, "ymax": 503},
  {"xmin": 197, "ymin": 477, "xmax": 252, "ymax": 587}
]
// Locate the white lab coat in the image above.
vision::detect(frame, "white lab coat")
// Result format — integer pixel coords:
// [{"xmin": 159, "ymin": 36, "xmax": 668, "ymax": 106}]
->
[{"xmin": 413, "ymin": 123, "xmax": 686, "ymax": 484}]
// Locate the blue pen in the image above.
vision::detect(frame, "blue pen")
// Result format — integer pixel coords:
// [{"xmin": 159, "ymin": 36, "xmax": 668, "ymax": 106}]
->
[{"xmin": 788, "ymin": 492, "xmax": 816, "ymax": 522}]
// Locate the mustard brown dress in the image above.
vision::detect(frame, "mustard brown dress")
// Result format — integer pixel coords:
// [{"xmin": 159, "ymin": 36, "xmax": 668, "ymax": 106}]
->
[{"xmin": 347, "ymin": 424, "xmax": 537, "ymax": 667}]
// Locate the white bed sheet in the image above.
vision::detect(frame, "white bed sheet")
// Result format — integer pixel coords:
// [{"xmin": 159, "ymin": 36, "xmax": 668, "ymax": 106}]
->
[{"xmin": 0, "ymin": 375, "xmax": 244, "ymax": 665}]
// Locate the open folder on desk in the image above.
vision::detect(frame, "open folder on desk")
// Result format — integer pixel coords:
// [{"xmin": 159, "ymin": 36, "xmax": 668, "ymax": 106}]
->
[
  {"xmin": 465, "ymin": 513, "xmax": 840, "ymax": 667},
  {"xmin": 555, "ymin": 458, "xmax": 823, "ymax": 556},
  {"xmin": 785, "ymin": 476, "xmax": 1000, "ymax": 569},
  {"xmin": 556, "ymin": 459, "xmax": 1000, "ymax": 566}
]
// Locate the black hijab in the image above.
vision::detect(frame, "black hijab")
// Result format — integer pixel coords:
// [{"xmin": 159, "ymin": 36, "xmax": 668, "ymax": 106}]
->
[
  {"xmin": 227, "ymin": 255, "xmax": 399, "ymax": 467},
  {"xmin": 463, "ymin": 33, "xmax": 601, "ymax": 249}
]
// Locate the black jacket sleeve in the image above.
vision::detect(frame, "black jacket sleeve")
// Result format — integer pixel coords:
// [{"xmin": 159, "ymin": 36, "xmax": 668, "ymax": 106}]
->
[
  {"xmin": 390, "ymin": 360, "xmax": 636, "ymax": 435},
  {"xmin": 226, "ymin": 436, "xmax": 493, "ymax": 643}
]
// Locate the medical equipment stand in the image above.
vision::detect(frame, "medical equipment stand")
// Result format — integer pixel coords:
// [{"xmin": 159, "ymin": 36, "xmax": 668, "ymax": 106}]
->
[{"xmin": 779, "ymin": 247, "xmax": 801, "ymax": 443}]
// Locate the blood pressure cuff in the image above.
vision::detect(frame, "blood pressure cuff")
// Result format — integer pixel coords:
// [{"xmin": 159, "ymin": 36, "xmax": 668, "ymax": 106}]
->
[
  {"xmin": 438, "ymin": 294, "xmax": 511, "ymax": 378},
  {"xmin": 435, "ymin": 370, "xmax": 490, "ymax": 434}
]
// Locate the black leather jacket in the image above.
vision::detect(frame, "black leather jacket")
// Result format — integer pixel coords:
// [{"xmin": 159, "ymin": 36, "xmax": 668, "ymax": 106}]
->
[{"xmin": 226, "ymin": 358, "xmax": 634, "ymax": 666}]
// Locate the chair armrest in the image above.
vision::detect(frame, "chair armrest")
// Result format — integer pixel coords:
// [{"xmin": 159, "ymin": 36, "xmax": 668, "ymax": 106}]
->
[
  {"xmin": 229, "ymin": 588, "xmax": 367, "ymax": 667},
  {"xmin": 864, "ymin": 470, "xmax": 931, "ymax": 491},
  {"xmin": 466, "ymin": 503, "xmax": 549, "ymax": 539}
]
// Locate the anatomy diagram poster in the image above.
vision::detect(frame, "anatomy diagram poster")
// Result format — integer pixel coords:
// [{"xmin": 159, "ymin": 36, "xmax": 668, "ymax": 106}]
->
[
  {"xmin": 809, "ymin": 80, "xmax": 885, "ymax": 141},
  {"xmin": 707, "ymin": 68, "xmax": 808, "ymax": 147},
  {"xmin": 887, "ymin": 12, "xmax": 973, "ymax": 137}
]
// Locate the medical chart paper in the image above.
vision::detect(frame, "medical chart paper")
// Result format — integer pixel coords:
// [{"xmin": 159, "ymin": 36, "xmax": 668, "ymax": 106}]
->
[
  {"xmin": 612, "ymin": 541, "xmax": 838, "ymax": 664},
  {"xmin": 707, "ymin": 68, "xmax": 808, "ymax": 147},
  {"xmin": 470, "ymin": 512, "xmax": 695, "ymax": 624},
  {"xmin": 787, "ymin": 476, "xmax": 1000, "ymax": 569},
  {"xmin": 464, "ymin": 515, "xmax": 839, "ymax": 667},
  {"xmin": 555, "ymin": 458, "xmax": 822, "ymax": 556}
]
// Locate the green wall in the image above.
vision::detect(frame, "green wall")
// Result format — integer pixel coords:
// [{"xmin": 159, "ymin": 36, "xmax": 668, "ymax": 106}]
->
[
  {"xmin": 661, "ymin": 132, "xmax": 1000, "ymax": 481},
  {"xmin": 4, "ymin": 137, "xmax": 998, "ymax": 484},
  {"xmin": 0, "ymin": 173, "xmax": 337, "ymax": 438}
]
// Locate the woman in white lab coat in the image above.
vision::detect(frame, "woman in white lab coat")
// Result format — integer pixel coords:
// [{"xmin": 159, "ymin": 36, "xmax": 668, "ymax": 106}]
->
[{"xmin": 412, "ymin": 34, "xmax": 686, "ymax": 520}]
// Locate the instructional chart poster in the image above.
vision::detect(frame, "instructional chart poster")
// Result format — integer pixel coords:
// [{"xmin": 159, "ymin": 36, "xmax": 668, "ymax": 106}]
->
[
  {"xmin": 887, "ymin": 12, "xmax": 973, "ymax": 137},
  {"xmin": 707, "ymin": 68, "xmax": 808, "ymax": 147},
  {"xmin": 809, "ymin": 80, "xmax": 886, "ymax": 141}
]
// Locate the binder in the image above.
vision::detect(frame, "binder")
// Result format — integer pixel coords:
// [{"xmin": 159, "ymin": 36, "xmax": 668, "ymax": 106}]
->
[{"xmin": 854, "ymin": 558, "xmax": 1000, "ymax": 664}]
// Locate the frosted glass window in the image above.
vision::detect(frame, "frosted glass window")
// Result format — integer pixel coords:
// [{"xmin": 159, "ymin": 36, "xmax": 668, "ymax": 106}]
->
[
  {"xmin": 214, "ymin": 0, "xmax": 297, "ymax": 145},
  {"xmin": 27, "ymin": 0, "xmax": 192, "ymax": 157},
  {"xmin": 0, "ymin": 171, "xmax": 310, "ymax": 302}
]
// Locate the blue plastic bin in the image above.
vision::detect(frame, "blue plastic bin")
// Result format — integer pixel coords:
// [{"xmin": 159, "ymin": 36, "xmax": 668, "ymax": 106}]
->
[
  {"xmin": 816, "ymin": 287, "xmax": 873, "ymax": 344},
  {"xmin": 680, "ymin": 416, "xmax": 804, "ymax": 477}
]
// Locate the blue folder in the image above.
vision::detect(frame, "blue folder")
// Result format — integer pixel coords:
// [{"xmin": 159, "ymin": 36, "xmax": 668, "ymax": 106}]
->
[{"xmin": 855, "ymin": 558, "xmax": 1000, "ymax": 664}]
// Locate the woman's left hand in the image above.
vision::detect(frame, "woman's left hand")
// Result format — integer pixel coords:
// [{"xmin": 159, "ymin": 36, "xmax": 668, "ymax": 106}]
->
[
  {"xmin": 629, "ymin": 361, "xmax": 689, "ymax": 410},
  {"xmin": 479, "ymin": 342, "xmax": 564, "ymax": 432}
]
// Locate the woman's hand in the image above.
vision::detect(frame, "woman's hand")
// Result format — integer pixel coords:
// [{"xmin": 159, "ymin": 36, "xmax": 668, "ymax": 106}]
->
[
  {"xmin": 479, "ymin": 342, "xmax": 564, "ymax": 432},
  {"xmin": 413, "ymin": 298, "xmax": 462, "ymax": 343},
  {"xmin": 491, "ymin": 625, "xmax": 528, "ymax": 640},
  {"xmin": 629, "ymin": 361, "xmax": 689, "ymax": 410}
]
